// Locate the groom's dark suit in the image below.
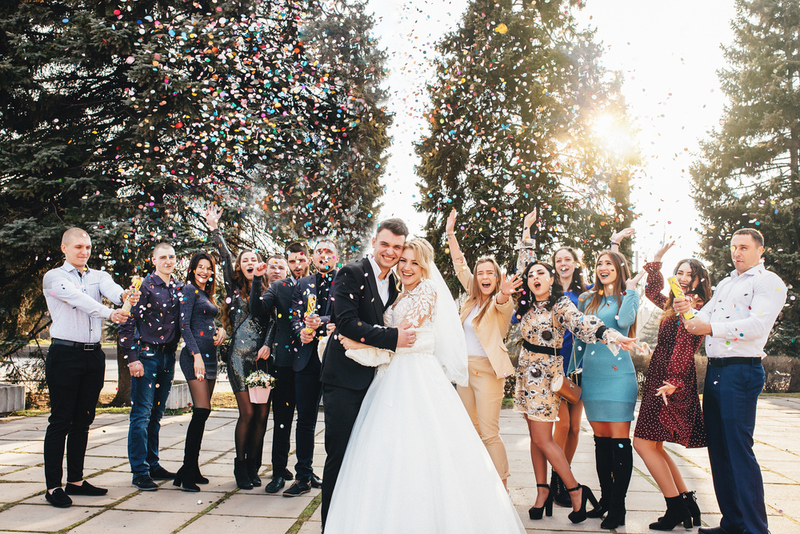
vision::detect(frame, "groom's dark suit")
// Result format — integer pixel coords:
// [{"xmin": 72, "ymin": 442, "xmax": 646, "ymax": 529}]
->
[{"xmin": 319, "ymin": 258, "xmax": 399, "ymax": 526}]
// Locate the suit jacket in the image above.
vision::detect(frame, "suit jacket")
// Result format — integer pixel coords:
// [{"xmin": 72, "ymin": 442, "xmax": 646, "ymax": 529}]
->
[
  {"xmin": 320, "ymin": 258, "xmax": 399, "ymax": 391},
  {"xmin": 455, "ymin": 259, "xmax": 516, "ymax": 379},
  {"xmin": 291, "ymin": 270, "xmax": 337, "ymax": 372},
  {"xmin": 250, "ymin": 275, "xmax": 298, "ymax": 368}
]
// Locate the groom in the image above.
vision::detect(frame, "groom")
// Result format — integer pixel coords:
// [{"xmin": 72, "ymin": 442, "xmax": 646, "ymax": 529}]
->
[{"xmin": 319, "ymin": 218, "xmax": 416, "ymax": 528}]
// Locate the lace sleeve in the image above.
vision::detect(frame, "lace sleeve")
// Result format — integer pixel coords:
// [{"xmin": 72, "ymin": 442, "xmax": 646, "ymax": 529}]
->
[{"xmin": 400, "ymin": 279, "xmax": 437, "ymax": 328}]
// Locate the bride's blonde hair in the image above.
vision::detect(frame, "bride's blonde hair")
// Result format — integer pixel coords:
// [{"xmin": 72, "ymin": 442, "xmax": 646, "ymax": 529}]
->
[{"xmin": 402, "ymin": 238, "xmax": 434, "ymax": 280}]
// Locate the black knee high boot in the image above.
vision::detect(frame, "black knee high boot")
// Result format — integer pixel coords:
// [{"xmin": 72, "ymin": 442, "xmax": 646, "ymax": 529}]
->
[
  {"xmin": 587, "ymin": 436, "xmax": 613, "ymax": 518},
  {"xmin": 601, "ymin": 438, "xmax": 632, "ymax": 529},
  {"xmin": 174, "ymin": 407, "xmax": 210, "ymax": 492}
]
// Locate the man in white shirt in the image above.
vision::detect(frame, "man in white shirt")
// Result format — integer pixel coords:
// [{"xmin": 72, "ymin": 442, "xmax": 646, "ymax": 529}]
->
[
  {"xmin": 676, "ymin": 228, "xmax": 787, "ymax": 534},
  {"xmin": 41, "ymin": 228, "xmax": 136, "ymax": 508}
]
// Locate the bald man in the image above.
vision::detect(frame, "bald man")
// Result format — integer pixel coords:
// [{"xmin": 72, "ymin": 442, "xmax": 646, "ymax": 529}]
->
[{"xmin": 41, "ymin": 228, "xmax": 136, "ymax": 508}]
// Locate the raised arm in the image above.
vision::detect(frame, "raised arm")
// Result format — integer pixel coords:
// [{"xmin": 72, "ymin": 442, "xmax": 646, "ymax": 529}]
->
[
  {"xmin": 250, "ymin": 269, "xmax": 277, "ymax": 318},
  {"xmin": 208, "ymin": 207, "xmax": 236, "ymax": 300},
  {"xmin": 515, "ymin": 208, "xmax": 538, "ymax": 273},
  {"xmin": 445, "ymin": 209, "xmax": 472, "ymax": 291},
  {"xmin": 610, "ymin": 227, "xmax": 635, "ymax": 253}
]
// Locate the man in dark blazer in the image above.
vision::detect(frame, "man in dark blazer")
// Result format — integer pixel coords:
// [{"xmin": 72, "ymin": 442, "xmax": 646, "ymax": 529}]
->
[
  {"xmin": 319, "ymin": 219, "xmax": 417, "ymax": 528},
  {"xmin": 250, "ymin": 242, "xmax": 309, "ymax": 493},
  {"xmin": 284, "ymin": 239, "xmax": 339, "ymax": 497}
]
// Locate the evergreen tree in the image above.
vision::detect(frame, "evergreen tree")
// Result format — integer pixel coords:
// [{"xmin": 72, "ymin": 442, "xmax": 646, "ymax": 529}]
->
[
  {"xmin": 0, "ymin": 0, "xmax": 390, "ymax": 371},
  {"xmin": 690, "ymin": 0, "xmax": 799, "ymax": 357},
  {"xmin": 416, "ymin": 0, "xmax": 638, "ymax": 283}
]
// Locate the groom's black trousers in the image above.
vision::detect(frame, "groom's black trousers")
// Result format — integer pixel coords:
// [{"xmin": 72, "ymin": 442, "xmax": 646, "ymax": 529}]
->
[{"xmin": 321, "ymin": 383, "xmax": 369, "ymax": 527}]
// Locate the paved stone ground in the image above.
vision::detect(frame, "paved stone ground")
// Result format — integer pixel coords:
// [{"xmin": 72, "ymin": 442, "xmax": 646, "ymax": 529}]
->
[{"xmin": 0, "ymin": 396, "xmax": 798, "ymax": 533}]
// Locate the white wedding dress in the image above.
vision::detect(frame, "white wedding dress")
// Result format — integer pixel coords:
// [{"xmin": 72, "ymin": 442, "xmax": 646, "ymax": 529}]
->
[{"xmin": 325, "ymin": 278, "xmax": 525, "ymax": 534}]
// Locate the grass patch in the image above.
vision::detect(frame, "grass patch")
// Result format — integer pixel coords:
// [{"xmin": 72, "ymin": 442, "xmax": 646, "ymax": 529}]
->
[{"xmin": 286, "ymin": 493, "xmax": 322, "ymax": 534}]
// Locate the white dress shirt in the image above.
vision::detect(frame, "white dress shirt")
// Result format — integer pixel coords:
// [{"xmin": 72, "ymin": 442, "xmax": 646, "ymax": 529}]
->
[
  {"xmin": 368, "ymin": 256, "xmax": 390, "ymax": 305},
  {"xmin": 43, "ymin": 262, "xmax": 125, "ymax": 343},
  {"xmin": 696, "ymin": 262, "xmax": 787, "ymax": 359}
]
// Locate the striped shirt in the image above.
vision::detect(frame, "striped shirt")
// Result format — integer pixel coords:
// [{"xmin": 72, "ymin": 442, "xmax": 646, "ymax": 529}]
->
[{"xmin": 43, "ymin": 262, "xmax": 125, "ymax": 343}]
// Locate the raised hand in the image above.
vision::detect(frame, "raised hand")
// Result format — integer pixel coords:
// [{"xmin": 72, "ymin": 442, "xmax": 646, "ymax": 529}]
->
[
  {"xmin": 611, "ymin": 227, "xmax": 635, "ymax": 245},
  {"xmin": 500, "ymin": 273, "xmax": 523, "ymax": 296},
  {"xmin": 523, "ymin": 208, "xmax": 537, "ymax": 231},
  {"xmin": 653, "ymin": 240, "xmax": 676, "ymax": 263},
  {"xmin": 625, "ymin": 269, "xmax": 646, "ymax": 291},
  {"xmin": 205, "ymin": 204, "xmax": 223, "ymax": 230},
  {"xmin": 446, "ymin": 209, "xmax": 457, "ymax": 235},
  {"xmin": 253, "ymin": 262, "xmax": 268, "ymax": 278}
]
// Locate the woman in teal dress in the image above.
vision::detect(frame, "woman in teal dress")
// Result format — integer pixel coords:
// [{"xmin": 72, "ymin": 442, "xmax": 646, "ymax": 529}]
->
[{"xmin": 571, "ymin": 249, "xmax": 643, "ymax": 530}]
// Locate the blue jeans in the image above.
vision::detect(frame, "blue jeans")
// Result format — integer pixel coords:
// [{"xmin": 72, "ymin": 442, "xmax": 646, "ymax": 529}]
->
[
  {"xmin": 128, "ymin": 349, "xmax": 175, "ymax": 478},
  {"xmin": 704, "ymin": 361, "xmax": 767, "ymax": 534}
]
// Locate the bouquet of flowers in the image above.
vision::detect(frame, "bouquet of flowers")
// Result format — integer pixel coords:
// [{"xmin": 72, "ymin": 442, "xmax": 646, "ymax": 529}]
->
[{"xmin": 244, "ymin": 370, "xmax": 275, "ymax": 404}]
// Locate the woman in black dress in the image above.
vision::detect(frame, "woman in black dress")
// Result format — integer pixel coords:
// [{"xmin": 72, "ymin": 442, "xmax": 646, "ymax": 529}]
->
[
  {"xmin": 206, "ymin": 206, "xmax": 273, "ymax": 490},
  {"xmin": 175, "ymin": 252, "xmax": 226, "ymax": 491}
]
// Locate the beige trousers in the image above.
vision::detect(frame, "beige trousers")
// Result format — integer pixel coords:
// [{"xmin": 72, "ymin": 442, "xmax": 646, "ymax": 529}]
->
[{"xmin": 457, "ymin": 355, "xmax": 510, "ymax": 480}]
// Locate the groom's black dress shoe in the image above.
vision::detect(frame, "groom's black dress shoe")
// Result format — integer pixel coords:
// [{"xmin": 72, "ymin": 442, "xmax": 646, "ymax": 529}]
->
[
  {"xmin": 283, "ymin": 481, "xmax": 310, "ymax": 497},
  {"xmin": 309, "ymin": 473, "xmax": 322, "ymax": 488},
  {"xmin": 265, "ymin": 476, "xmax": 286, "ymax": 494},
  {"xmin": 698, "ymin": 527, "xmax": 735, "ymax": 534}
]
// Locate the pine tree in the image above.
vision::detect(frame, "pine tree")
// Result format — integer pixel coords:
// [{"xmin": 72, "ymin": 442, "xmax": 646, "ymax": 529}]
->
[
  {"xmin": 415, "ymin": 0, "xmax": 638, "ymax": 283},
  {"xmin": 690, "ymin": 0, "xmax": 799, "ymax": 357}
]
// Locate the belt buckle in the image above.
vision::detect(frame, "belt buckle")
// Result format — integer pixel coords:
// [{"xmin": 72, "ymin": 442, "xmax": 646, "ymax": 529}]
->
[{"xmin": 83, "ymin": 343, "xmax": 95, "ymax": 351}]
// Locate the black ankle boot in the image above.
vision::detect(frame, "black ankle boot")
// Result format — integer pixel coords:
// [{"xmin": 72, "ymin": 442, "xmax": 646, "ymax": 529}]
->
[
  {"xmin": 173, "ymin": 465, "xmax": 200, "ymax": 492},
  {"xmin": 682, "ymin": 491, "xmax": 701, "ymax": 526},
  {"xmin": 234, "ymin": 458, "xmax": 254, "ymax": 490},
  {"xmin": 649, "ymin": 495, "xmax": 693, "ymax": 530}
]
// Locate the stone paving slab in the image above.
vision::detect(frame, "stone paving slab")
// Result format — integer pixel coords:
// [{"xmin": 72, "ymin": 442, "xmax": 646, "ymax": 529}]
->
[{"xmin": 0, "ymin": 397, "xmax": 797, "ymax": 533}]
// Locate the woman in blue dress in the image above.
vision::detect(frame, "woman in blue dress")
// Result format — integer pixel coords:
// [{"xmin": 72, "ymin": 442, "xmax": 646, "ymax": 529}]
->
[
  {"xmin": 571, "ymin": 249, "xmax": 643, "ymax": 529},
  {"xmin": 175, "ymin": 252, "xmax": 226, "ymax": 491}
]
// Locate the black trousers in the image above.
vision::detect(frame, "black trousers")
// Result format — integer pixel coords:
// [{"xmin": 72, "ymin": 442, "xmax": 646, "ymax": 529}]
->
[
  {"xmin": 270, "ymin": 364, "xmax": 295, "ymax": 474},
  {"xmin": 43, "ymin": 344, "xmax": 105, "ymax": 489},
  {"xmin": 294, "ymin": 355, "xmax": 323, "ymax": 483},
  {"xmin": 320, "ymin": 383, "xmax": 368, "ymax": 527}
]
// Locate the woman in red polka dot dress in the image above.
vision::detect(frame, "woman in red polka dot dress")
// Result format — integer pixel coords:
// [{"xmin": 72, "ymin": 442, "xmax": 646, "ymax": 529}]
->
[{"xmin": 633, "ymin": 241, "xmax": 711, "ymax": 530}]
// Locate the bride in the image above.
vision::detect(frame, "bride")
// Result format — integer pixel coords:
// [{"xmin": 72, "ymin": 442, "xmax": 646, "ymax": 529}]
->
[{"xmin": 325, "ymin": 238, "xmax": 525, "ymax": 533}]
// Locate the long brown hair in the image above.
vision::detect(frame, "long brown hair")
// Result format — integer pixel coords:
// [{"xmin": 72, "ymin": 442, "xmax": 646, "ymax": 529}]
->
[
  {"xmin": 584, "ymin": 250, "xmax": 637, "ymax": 338},
  {"xmin": 464, "ymin": 256, "xmax": 502, "ymax": 326},
  {"xmin": 661, "ymin": 259, "xmax": 712, "ymax": 323},
  {"xmin": 186, "ymin": 252, "xmax": 217, "ymax": 307}
]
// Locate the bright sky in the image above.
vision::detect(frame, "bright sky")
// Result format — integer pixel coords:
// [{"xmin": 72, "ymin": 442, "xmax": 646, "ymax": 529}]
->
[{"xmin": 367, "ymin": 0, "xmax": 737, "ymax": 270}]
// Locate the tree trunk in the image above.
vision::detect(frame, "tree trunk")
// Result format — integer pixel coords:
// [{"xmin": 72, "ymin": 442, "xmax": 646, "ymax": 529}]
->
[{"xmin": 108, "ymin": 343, "xmax": 131, "ymax": 407}]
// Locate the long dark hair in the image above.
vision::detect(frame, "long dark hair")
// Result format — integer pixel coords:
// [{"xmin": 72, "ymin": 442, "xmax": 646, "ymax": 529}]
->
[
  {"xmin": 584, "ymin": 250, "xmax": 636, "ymax": 338},
  {"xmin": 515, "ymin": 261, "xmax": 564, "ymax": 320},
  {"xmin": 661, "ymin": 258, "xmax": 712, "ymax": 322},
  {"xmin": 551, "ymin": 246, "xmax": 589, "ymax": 294},
  {"xmin": 222, "ymin": 249, "xmax": 264, "ymax": 329},
  {"xmin": 186, "ymin": 252, "xmax": 217, "ymax": 306}
]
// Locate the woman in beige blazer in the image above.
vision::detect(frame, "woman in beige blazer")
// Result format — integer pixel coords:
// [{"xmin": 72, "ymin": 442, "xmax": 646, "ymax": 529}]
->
[{"xmin": 446, "ymin": 209, "xmax": 522, "ymax": 490}]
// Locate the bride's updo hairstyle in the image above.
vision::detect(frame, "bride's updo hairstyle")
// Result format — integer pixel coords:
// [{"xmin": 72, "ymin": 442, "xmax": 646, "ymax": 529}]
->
[{"xmin": 401, "ymin": 238, "xmax": 435, "ymax": 280}]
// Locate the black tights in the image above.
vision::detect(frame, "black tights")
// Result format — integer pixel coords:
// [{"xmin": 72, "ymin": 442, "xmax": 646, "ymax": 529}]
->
[{"xmin": 233, "ymin": 391, "xmax": 269, "ymax": 460}]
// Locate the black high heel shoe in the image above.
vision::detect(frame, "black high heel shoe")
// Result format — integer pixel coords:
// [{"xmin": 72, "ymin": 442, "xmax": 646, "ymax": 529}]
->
[
  {"xmin": 173, "ymin": 465, "xmax": 200, "ymax": 492},
  {"xmin": 567, "ymin": 484, "xmax": 599, "ymax": 524},
  {"xmin": 528, "ymin": 484, "xmax": 553, "ymax": 520}
]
